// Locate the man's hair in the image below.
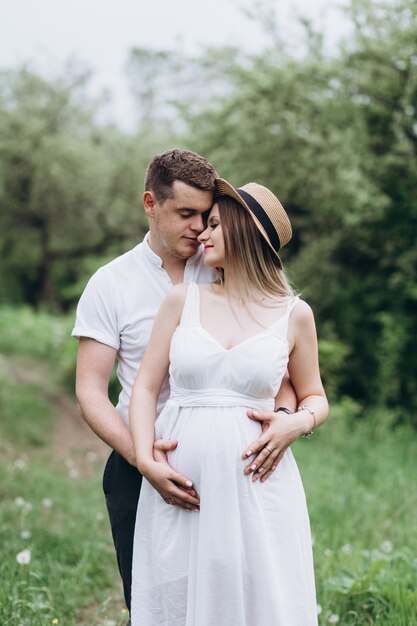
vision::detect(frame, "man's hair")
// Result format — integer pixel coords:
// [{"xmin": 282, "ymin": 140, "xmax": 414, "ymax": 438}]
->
[
  {"xmin": 216, "ymin": 196, "xmax": 294, "ymax": 301},
  {"xmin": 144, "ymin": 149, "xmax": 217, "ymax": 203}
]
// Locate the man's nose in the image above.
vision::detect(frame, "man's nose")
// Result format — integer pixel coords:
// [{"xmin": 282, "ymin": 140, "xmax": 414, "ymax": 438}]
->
[{"xmin": 191, "ymin": 213, "xmax": 205, "ymax": 233}]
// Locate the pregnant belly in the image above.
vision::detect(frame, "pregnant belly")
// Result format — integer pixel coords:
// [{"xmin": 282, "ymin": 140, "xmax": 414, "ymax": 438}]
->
[{"xmin": 155, "ymin": 405, "xmax": 262, "ymax": 490}]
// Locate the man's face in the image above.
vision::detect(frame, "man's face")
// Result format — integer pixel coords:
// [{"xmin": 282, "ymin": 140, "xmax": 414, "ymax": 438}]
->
[{"xmin": 146, "ymin": 181, "xmax": 213, "ymax": 260}]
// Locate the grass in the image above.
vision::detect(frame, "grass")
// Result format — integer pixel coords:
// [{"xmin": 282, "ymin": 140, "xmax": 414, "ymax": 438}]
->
[
  {"xmin": 0, "ymin": 461, "xmax": 126, "ymax": 626},
  {"xmin": 1, "ymin": 306, "xmax": 416, "ymax": 625},
  {"xmin": 294, "ymin": 400, "xmax": 417, "ymax": 625}
]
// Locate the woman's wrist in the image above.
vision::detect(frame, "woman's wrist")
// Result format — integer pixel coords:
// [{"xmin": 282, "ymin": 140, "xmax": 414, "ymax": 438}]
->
[
  {"xmin": 297, "ymin": 405, "xmax": 316, "ymax": 438},
  {"xmin": 274, "ymin": 407, "xmax": 311, "ymax": 439},
  {"xmin": 137, "ymin": 456, "xmax": 156, "ymax": 476}
]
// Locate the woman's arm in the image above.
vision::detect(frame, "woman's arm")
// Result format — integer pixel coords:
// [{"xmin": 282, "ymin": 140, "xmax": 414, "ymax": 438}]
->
[
  {"xmin": 287, "ymin": 300, "xmax": 329, "ymax": 432},
  {"xmin": 243, "ymin": 300, "xmax": 329, "ymax": 482},
  {"xmin": 129, "ymin": 284, "xmax": 200, "ymax": 510}
]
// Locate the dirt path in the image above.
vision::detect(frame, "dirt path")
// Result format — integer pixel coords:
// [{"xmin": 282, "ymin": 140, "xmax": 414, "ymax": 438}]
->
[
  {"xmin": 2, "ymin": 353, "xmax": 126, "ymax": 623},
  {"xmin": 2, "ymin": 354, "xmax": 110, "ymax": 472}
]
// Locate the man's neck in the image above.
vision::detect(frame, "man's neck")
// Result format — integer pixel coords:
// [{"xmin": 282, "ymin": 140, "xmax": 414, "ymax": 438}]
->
[
  {"xmin": 163, "ymin": 257, "xmax": 187, "ymax": 285},
  {"xmin": 147, "ymin": 234, "xmax": 187, "ymax": 285}
]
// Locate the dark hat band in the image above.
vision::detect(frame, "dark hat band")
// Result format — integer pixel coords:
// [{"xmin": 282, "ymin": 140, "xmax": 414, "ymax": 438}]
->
[{"xmin": 237, "ymin": 188, "xmax": 281, "ymax": 251}]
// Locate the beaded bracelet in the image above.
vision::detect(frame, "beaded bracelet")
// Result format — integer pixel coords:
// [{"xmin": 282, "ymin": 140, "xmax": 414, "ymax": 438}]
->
[{"xmin": 298, "ymin": 405, "xmax": 316, "ymax": 439}]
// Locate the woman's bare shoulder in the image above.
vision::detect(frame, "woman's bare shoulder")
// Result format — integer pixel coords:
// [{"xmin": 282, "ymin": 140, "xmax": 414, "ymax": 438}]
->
[
  {"xmin": 160, "ymin": 282, "xmax": 191, "ymax": 315},
  {"xmin": 291, "ymin": 298, "xmax": 315, "ymax": 327}
]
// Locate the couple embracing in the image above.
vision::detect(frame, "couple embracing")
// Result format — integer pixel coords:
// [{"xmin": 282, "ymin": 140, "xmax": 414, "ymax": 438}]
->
[{"xmin": 73, "ymin": 149, "xmax": 328, "ymax": 626}]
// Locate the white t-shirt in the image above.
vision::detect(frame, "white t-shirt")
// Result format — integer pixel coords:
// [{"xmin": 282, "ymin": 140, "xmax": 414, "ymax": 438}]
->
[{"xmin": 72, "ymin": 234, "xmax": 214, "ymax": 423}]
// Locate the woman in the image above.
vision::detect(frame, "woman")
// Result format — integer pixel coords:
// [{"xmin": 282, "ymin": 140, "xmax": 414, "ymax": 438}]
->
[{"xmin": 129, "ymin": 178, "xmax": 328, "ymax": 625}]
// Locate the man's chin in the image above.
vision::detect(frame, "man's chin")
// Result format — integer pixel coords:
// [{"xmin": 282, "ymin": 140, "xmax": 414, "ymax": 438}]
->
[{"xmin": 179, "ymin": 239, "xmax": 201, "ymax": 258}]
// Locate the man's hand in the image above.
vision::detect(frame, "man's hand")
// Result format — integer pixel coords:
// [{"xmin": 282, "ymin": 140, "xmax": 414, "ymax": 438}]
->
[
  {"xmin": 242, "ymin": 409, "xmax": 304, "ymax": 483},
  {"xmin": 151, "ymin": 439, "xmax": 199, "ymax": 509}
]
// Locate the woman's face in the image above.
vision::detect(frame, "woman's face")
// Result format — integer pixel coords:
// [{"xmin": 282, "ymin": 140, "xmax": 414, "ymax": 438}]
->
[{"xmin": 197, "ymin": 203, "xmax": 225, "ymax": 268}]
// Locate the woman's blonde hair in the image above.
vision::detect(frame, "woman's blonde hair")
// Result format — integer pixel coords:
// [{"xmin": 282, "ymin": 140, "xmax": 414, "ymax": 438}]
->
[{"xmin": 216, "ymin": 196, "xmax": 294, "ymax": 301}]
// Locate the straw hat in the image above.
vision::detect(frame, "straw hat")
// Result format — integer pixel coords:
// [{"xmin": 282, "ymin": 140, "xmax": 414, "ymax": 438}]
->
[{"xmin": 215, "ymin": 178, "xmax": 292, "ymax": 264}]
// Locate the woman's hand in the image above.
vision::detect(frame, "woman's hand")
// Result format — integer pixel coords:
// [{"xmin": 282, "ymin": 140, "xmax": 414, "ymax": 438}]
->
[
  {"xmin": 242, "ymin": 408, "xmax": 310, "ymax": 482},
  {"xmin": 141, "ymin": 458, "xmax": 200, "ymax": 511}
]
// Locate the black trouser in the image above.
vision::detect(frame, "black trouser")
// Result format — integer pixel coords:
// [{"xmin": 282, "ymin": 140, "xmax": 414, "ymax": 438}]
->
[{"xmin": 103, "ymin": 450, "xmax": 142, "ymax": 613}]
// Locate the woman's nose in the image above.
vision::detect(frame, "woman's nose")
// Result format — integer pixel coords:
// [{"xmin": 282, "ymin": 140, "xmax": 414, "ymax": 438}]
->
[{"xmin": 197, "ymin": 227, "xmax": 209, "ymax": 243}]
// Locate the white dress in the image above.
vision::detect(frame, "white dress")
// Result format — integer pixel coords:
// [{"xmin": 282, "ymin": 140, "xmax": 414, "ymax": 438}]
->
[{"xmin": 131, "ymin": 283, "xmax": 317, "ymax": 626}]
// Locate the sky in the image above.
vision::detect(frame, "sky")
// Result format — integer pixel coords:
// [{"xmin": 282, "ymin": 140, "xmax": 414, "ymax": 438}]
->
[{"xmin": 1, "ymin": 0, "xmax": 350, "ymax": 129}]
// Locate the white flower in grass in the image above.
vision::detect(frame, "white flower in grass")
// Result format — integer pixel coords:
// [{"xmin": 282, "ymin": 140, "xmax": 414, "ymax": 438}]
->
[
  {"xmin": 16, "ymin": 549, "xmax": 31, "ymax": 565},
  {"xmin": 316, "ymin": 604, "xmax": 322, "ymax": 615},
  {"xmin": 69, "ymin": 468, "xmax": 80, "ymax": 479},
  {"xmin": 24, "ymin": 502, "xmax": 33, "ymax": 511},
  {"xmin": 328, "ymin": 615, "xmax": 340, "ymax": 624},
  {"xmin": 380, "ymin": 540, "xmax": 393, "ymax": 553},
  {"xmin": 42, "ymin": 498, "xmax": 53, "ymax": 509},
  {"xmin": 15, "ymin": 459, "xmax": 27, "ymax": 470},
  {"xmin": 96, "ymin": 512, "xmax": 104, "ymax": 521},
  {"xmin": 21, "ymin": 530, "xmax": 31, "ymax": 539},
  {"xmin": 86, "ymin": 451, "xmax": 98, "ymax": 462},
  {"xmin": 342, "ymin": 543, "xmax": 352, "ymax": 554},
  {"xmin": 324, "ymin": 548, "xmax": 332, "ymax": 556},
  {"xmin": 15, "ymin": 497, "xmax": 26, "ymax": 507}
]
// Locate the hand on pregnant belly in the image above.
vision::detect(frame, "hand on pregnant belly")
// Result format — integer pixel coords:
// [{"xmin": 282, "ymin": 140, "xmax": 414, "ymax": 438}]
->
[
  {"xmin": 243, "ymin": 408, "xmax": 299, "ymax": 482},
  {"xmin": 143, "ymin": 448, "xmax": 200, "ymax": 511},
  {"xmin": 164, "ymin": 406, "xmax": 263, "ymax": 495}
]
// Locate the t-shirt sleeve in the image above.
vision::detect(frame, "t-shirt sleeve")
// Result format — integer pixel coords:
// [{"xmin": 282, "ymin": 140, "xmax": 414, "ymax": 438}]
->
[{"xmin": 71, "ymin": 268, "xmax": 120, "ymax": 349}]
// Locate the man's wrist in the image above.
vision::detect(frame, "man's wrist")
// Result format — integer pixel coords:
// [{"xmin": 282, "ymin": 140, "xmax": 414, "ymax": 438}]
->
[{"xmin": 274, "ymin": 406, "xmax": 293, "ymax": 415}]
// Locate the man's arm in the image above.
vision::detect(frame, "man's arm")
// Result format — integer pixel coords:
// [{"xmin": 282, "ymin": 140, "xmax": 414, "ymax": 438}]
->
[
  {"xmin": 75, "ymin": 337, "xmax": 137, "ymax": 466},
  {"xmin": 273, "ymin": 371, "xmax": 297, "ymax": 413}
]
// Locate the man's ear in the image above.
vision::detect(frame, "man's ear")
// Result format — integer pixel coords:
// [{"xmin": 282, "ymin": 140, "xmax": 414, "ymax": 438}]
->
[{"xmin": 143, "ymin": 191, "xmax": 156, "ymax": 217}]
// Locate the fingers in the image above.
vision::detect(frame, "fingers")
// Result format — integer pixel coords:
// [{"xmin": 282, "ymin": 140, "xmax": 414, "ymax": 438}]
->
[
  {"xmin": 246, "ymin": 409, "xmax": 270, "ymax": 423},
  {"xmin": 146, "ymin": 461, "xmax": 200, "ymax": 510},
  {"xmin": 259, "ymin": 450, "xmax": 285, "ymax": 482},
  {"xmin": 170, "ymin": 470, "xmax": 198, "ymax": 495},
  {"xmin": 253, "ymin": 448, "xmax": 282, "ymax": 482},
  {"xmin": 167, "ymin": 471, "xmax": 200, "ymax": 507},
  {"xmin": 242, "ymin": 434, "xmax": 269, "ymax": 464},
  {"xmin": 162, "ymin": 482, "xmax": 200, "ymax": 510},
  {"xmin": 153, "ymin": 439, "xmax": 178, "ymax": 464},
  {"xmin": 244, "ymin": 441, "xmax": 287, "ymax": 482},
  {"xmin": 243, "ymin": 409, "xmax": 276, "ymax": 458},
  {"xmin": 154, "ymin": 438, "xmax": 178, "ymax": 451},
  {"xmin": 243, "ymin": 440, "xmax": 274, "ymax": 476}
]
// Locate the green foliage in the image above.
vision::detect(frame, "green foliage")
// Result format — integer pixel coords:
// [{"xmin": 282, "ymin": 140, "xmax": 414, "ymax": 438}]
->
[
  {"xmin": 0, "ymin": 367, "xmax": 52, "ymax": 446},
  {"xmin": 294, "ymin": 400, "xmax": 417, "ymax": 624},
  {"xmin": 0, "ymin": 307, "xmax": 71, "ymax": 360},
  {"xmin": 149, "ymin": 0, "xmax": 417, "ymax": 422},
  {"xmin": 1, "ymin": 354, "xmax": 416, "ymax": 624},
  {"xmin": 0, "ymin": 310, "xmax": 126, "ymax": 624},
  {"xmin": 0, "ymin": 306, "xmax": 121, "ymax": 404},
  {"xmin": 0, "ymin": 65, "xmax": 155, "ymax": 308},
  {"xmin": 1, "ymin": 0, "xmax": 417, "ymax": 421},
  {"xmin": 0, "ymin": 462, "xmax": 126, "ymax": 625}
]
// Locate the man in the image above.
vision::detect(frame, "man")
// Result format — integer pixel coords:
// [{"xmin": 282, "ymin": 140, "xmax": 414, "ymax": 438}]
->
[{"xmin": 72, "ymin": 149, "xmax": 296, "ymax": 623}]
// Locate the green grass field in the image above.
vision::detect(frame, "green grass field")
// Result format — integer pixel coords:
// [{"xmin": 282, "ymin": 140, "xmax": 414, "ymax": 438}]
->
[{"xmin": 1, "ymin": 308, "xmax": 416, "ymax": 625}]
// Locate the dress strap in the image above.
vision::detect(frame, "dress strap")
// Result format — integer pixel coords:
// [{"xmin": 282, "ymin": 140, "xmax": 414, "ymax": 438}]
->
[
  {"xmin": 179, "ymin": 282, "xmax": 200, "ymax": 327},
  {"xmin": 268, "ymin": 295, "xmax": 299, "ymax": 339}
]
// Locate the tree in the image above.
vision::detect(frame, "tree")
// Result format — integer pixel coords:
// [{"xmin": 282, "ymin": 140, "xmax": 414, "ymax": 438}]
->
[
  {"xmin": 0, "ymin": 65, "xmax": 152, "ymax": 308},
  {"xmin": 128, "ymin": 0, "xmax": 417, "ymax": 418}
]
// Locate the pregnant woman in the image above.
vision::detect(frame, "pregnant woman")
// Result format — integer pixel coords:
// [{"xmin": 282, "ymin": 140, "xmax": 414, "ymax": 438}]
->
[{"xmin": 129, "ymin": 178, "xmax": 328, "ymax": 625}]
